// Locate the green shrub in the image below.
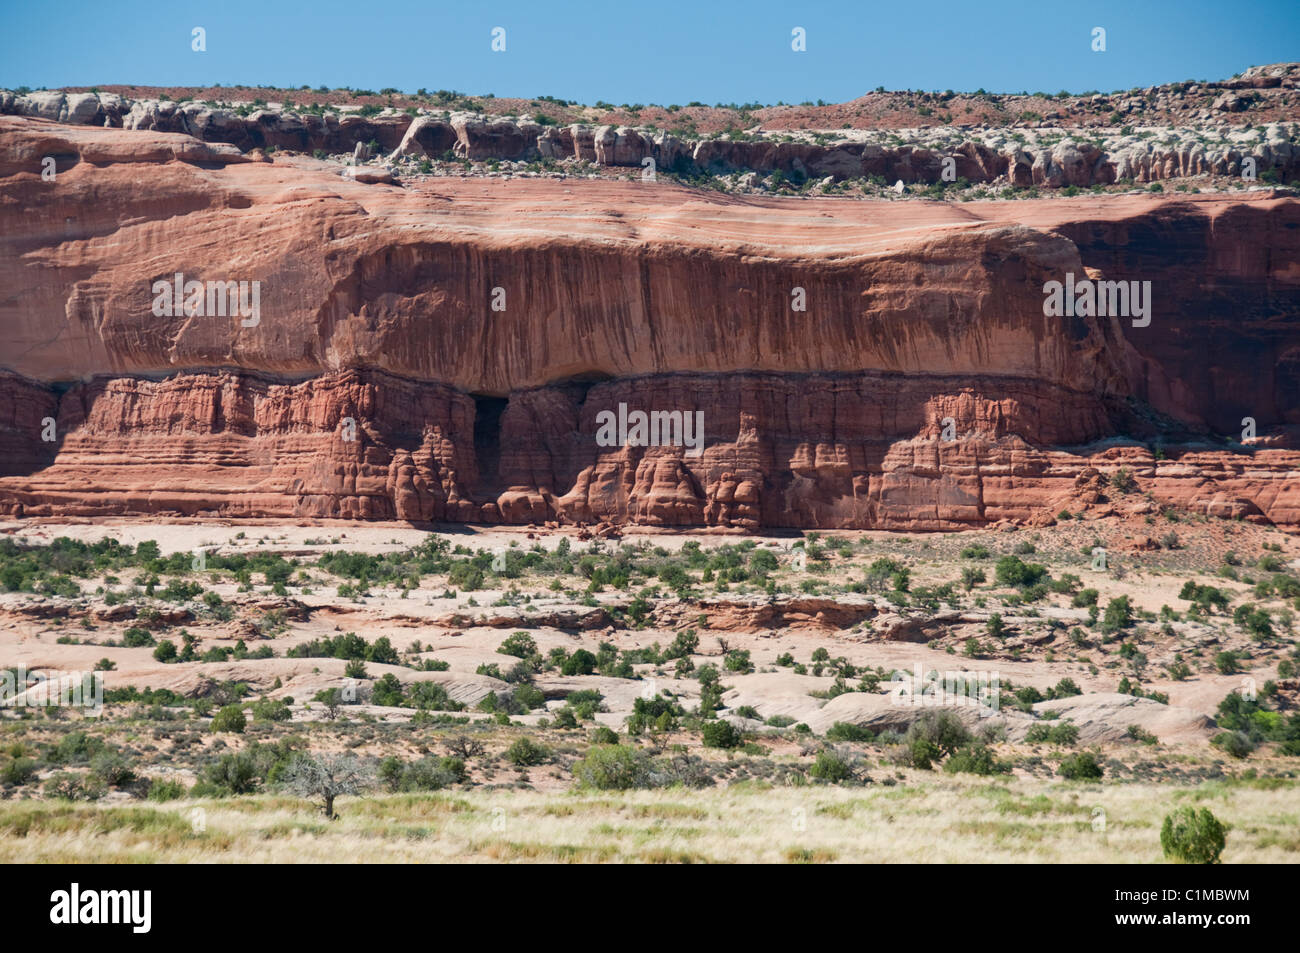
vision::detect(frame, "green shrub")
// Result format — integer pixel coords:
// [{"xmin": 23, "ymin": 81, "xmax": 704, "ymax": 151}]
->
[
  {"xmin": 122, "ymin": 627, "xmax": 155, "ymax": 648},
  {"xmin": 572, "ymin": 745, "xmax": 651, "ymax": 790},
  {"xmin": 1214, "ymin": 651, "xmax": 1241, "ymax": 675},
  {"xmin": 943, "ymin": 744, "xmax": 1009, "ymax": 775},
  {"xmin": 210, "ymin": 704, "xmax": 247, "ymax": 734},
  {"xmin": 995, "ymin": 555, "xmax": 1047, "ymax": 588},
  {"xmin": 561, "ymin": 649, "xmax": 597, "ymax": 676},
  {"xmin": 1057, "ymin": 750, "xmax": 1104, "ymax": 780},
  {"xmin": 903, "ymin": 737, "xmax": 940, "ymax": 769},
  {"xmin": 44, "ymin": 773, "xmax": 105, "ymax": 801},
  {"xmin": 89, "ymin": 750, "xmax": 135, "ymax": 787},
  {"xmin": 904, "ymin": 710, "xmax": 970, "ymax": 756},
  {"xmin": 203, "ymin": 752, "xmax": 258, "ymax": 794},
  {"xmin": 825, "ymin": 722, "xmax": 874, "ymax": 742},
  {"xmin": 1160, "ymin": 807, "xmax": 1226, "ymax": 864},
  {"xmin": 701, "ymin": 719, "xmax": 741, "ymax": 749},
  {"xmin": 498, "ymin": 631, "xmax": 537, "ymax": 658},
  {"xmin": 512, "ymin": 684, "xmax": 546, "ymax": 711},
  {"xmin": 723, "ymin": 649, "xmax": 753, "ymax": 673},
  {"xmin": 1025, "ymin": 721, "xmax": 1079, "ymax": 745},
  {"xmin": 1072, "ymin": 588, "xmax": 1099, "ymax": 608},
  {"xmin": 251, "ymin": 696, "xmax": 291, "ymax": 723},
  {"xmin": 379, "ymin": 755, "xmax": 464, "ymax": 791},
  {"xmin": 809, "ymin": 749, "xmax": 855, "ymax": 783},
  {"xmin": 1101, "ymin": 596, "xmax": 1133, "ymax": 633},
  {"xmin": 1210, "ymin": 730, "xmax": 1255, "ymax": 758},
  {"xmin": 1, "ymin": 757, "xmax": 36, "ymax": 786},
  {"xmin": 590, "ymin": 725, "xmax": 619, "ymax": 745},
  {"xmin": 505, "ymin": 737, "xmax": 549, "ymax": 766},
  {"xmin": 146, "ymin": 778, "xmax": 186, "ymax": 801}
]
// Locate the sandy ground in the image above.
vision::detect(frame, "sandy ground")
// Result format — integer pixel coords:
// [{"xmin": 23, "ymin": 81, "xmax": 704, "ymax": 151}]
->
[{"xmin": 4, "ymin": 515, "xmax": 1295, "ymax": 745}]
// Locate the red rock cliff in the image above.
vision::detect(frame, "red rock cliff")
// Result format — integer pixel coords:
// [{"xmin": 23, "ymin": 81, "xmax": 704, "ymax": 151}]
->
[{"xmin": 1, "ymin": 116, "xmax": 1297, "ymax": 529}]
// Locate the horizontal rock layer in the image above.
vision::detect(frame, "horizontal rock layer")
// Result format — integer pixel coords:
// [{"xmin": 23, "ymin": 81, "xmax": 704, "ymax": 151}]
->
[
  {"xmin": 2, "ymin": 368, "xmax": 1298, "ymax": 529},
  {"xmin": 1, "ymin": 117, "xmax": 1297, "ymax": 529},
  {"xmin": 4, "ymin": 91, "xmax": 1297, "ymax": 188}
]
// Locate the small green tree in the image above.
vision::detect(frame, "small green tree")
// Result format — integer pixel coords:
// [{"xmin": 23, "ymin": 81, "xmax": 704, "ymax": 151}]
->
[
  {"xmin": 498, "ymin": 631, "xmax": 537, "ymax": 658},
  {"xmin": 701, "ymin": 719, "xmax": 741, "ymax": 749},
  {"xmin": 1101, "ymin": 596, "xmax": 1133, "ymax": 633},
  {"xmin": 1161, "ymin": 807, "xmax": 1226, "ymax": 864}
]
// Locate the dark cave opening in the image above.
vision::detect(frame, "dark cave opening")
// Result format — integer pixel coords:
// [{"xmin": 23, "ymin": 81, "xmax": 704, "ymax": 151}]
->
[{"xmin": 472, "ymin": 394, "xmax": 509, "ymax": 491}]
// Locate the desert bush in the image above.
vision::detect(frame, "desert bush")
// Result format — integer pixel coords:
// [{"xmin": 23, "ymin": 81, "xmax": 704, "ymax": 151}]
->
[
  {"xmin": 572, "ymin": 745, "xmax": 652, "ymax": 790},
  {"xmin": 1, "ymin": 757, "xmax": 36, "ymax": 786},
  {"xmin": 652, "ymin": 752, "xmax": 715, "ymax": 788},
  {"xmin": 1025, "ymin": 721, "xmax": 1079, "ymax": 746},
  {"xmin": 825, "ymin": 722, "xmax": 874, "ymax": 742},
  {"xmin": 808, "ymin": 749, "xmax": 856, "ymax": 783},
  {"xmin": 122, "ymin": 627, "xmax": 155, "ymax": 648},
  {"xmin": 1211, "ymin": 730, "xmax": 1256, "ymax": 759},
  {"xmin": 46, "ymin": 730, "xmax": 105, "ymax": 764},
  {"xmin": 1161, "ymin": 807, "xmax": 1226, "ymax": 864},
  {"xmin": 203, "ymin": 752, "xmax": 259, "ymax": 795},
  {"xmin": 504, "ymin": 737, "xmax": 549, "ymax": 766},
  {"xmin": 445, "ymin": 736, "xmax": 486, "ymax": 759},
  {"xmin": 251, "ymin": 696, "xmax": 291, "ymax": 723},
  {"xmin": 43, "ymin": 773, "xmax": 105, "ymax": 801},
  {"xmin": 1057, "ymin": 750, "xmax": 1104, "ymax": 780},
  {"xmin": 898, "ymin": 737, "xmax": 940, "ymax": 769},
  {"xmin": 701, "ymin": 719, "xmax": 741, "ymax": 749},
  {"xmin": 662, "ymin": 629, "xmax": 699, "ymax": 660},
  {"xmin": 497, "ymin": 631, "xmax": 537, "ymax": 658},
  {"xmin": 210, "ymin": 704, "xmax": 246, "ymax": 734},
  {"xmin": 904, "ymin": 710, "xmax": 971, "ymax": 756},
  {"xmin": 943, "ymin": 744, "xmax": 1009, "ymax": 775},
  {"xmin": 1214, "ymin": 651, "xmax": 1241, "ymax": 675},
  {"xmin": 379, "ymin": 755, "xmax": 464, "ymax": 792},
  {"xmin": 561, "ymin": 649, "xmax": 597, "ymax": 675},
  {"xmin": 145, "ymin": 779, "xmax": 185, "ymax": 801},
  {"xmin": 723, "ymin": 649, "xmax": 753, "ymax": 673},
  {"xmin": 1045, "ymin": 677, "xmax": 1082, "ymax": 699},
  {"xmin": 590, "ymin": 725, "xmax": 620, "ymax": 745},
  {"xmin": 283, "ymin": 753, "xmax": 373, "ymax": 819},
  {"xmin": 995, "ymin": 555, "xmax": 1048, "ymax": 588},
  {"xmin": 89, "ymin": 750, "xmax": 136, "ymax": 787},
  {"xmin": 511, "ymin": 684, "xmax": 546, "ymax": 711}
]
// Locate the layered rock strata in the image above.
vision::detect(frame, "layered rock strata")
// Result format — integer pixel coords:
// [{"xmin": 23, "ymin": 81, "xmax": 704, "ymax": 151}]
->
[{"xmin": 1, "ymin": 116, "xmax": 1297, "ymax": 529}]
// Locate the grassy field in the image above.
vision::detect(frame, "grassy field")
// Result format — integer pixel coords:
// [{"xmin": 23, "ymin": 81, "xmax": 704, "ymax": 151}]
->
[{"xmin": 2, "ymin": 775, "xmax": 1296, "ymax": 864}]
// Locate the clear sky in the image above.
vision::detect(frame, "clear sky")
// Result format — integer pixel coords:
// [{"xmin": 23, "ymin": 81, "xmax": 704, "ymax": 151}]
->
[{"xmin": 2, "ymin": 0, "xmax": 1296, "ymax": 104}]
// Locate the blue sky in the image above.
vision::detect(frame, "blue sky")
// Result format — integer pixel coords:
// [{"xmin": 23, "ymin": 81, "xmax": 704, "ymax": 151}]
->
[{"xmin": 2, "ymin": 0, "xmax": 1296, "ymax": 103}]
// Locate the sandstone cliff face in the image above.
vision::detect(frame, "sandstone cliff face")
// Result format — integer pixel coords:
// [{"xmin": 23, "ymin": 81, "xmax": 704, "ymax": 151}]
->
[{"xmin": 0, "ymin": 117, "xmax": 1297, "ymax": 529}]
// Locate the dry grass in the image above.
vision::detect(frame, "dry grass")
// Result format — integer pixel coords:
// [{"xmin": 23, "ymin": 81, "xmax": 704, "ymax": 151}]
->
[{"xmin": 2, "ymin": 775, "xmax": 1296, "ymax": 863}]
